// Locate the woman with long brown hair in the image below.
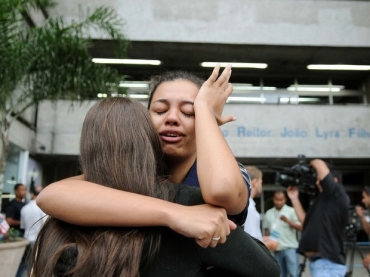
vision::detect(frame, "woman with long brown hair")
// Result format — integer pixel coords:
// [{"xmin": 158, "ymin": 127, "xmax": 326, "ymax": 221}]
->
[{"xmin": 32, "ymin": 97, "xmax": 279, "ymax": 277}]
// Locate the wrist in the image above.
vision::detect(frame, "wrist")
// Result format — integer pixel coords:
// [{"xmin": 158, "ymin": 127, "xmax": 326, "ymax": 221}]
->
[
  {"xmin": 163, "ymin": 202, "xmax": 184, "ymax": 230},
  {"xmin": 290, "ymin": 197, "xmax": 300, "ymax": 204},
  {"xmin": 194, "ymin": 104, "xmax": 214, "ymax": 117}
]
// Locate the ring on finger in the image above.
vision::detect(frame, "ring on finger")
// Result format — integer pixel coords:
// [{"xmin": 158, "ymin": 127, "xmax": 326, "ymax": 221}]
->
[{"xmin": 211, "ymin": 236, "xmax": 221, "ymax": 241}]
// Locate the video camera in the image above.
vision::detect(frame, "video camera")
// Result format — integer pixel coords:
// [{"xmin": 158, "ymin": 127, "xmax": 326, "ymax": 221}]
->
[
  {"xmin": 345, "ymin": 206, "xmax": 364, "ymax": 240},
  {"xmin": 272, "ymin": 154, "xmax": 317, "ymax": 195}
]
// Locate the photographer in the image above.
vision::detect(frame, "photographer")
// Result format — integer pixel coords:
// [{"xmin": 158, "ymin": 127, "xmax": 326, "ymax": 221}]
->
[
  {"xmin": 286, "ymin": 159, "xmax": 349, "ymax": 277},
  {"xmin": 355, "ymin": 187, "xmax": 370, "ymax": 269}
]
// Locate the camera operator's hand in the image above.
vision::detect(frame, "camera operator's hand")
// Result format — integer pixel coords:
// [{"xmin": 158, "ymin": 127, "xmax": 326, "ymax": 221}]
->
[{"xmin": 286, "ymin": 186, "xmax": 299, "ymax": 200}]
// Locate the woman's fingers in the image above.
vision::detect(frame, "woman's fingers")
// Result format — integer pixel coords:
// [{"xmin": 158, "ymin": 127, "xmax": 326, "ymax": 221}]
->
[
  {"xmin": 197, "ymin": 218, "xmax": 234, "ymax": 248},
  {"xmin": 170, "ymin": 204, "xmax": 232, "ymax": 248},
  {"xmin": 217, "ymin": 115, "xmax": 236, "ymax": 126},
  {"xmin": 215, "ymin": 64, "xmax": 232, "ymax": 88},
  {"xmin": 223, "ymin": 82, "xmax": 233, "ymax": 99},
  {"xmin": 206, "ymin": 64, "xmax": 221, "ymax": 85}
]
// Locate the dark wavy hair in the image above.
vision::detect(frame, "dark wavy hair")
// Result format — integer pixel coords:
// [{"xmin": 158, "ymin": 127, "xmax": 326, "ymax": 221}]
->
[
  {"xmin": 32, "ymin": 97, "xmax": 175, "ymax": 277},
  {"xmin": 147, "ymin": 70, "xmax": 204, "ymax": 109}
]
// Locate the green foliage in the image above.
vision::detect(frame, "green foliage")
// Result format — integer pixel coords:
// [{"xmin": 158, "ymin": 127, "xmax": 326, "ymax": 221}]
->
[
  {"xmin": 8, "ymin": 227, "xmax": 21, "ymax": 241},
  {"xmin": 0, "ymin": 0, "xmax": 129, "ymax": 198},
  {"xmin": 0, "ymin": 227, "xmax": 21, "ymax": 242},
  {"xmin": 0, "ymin": 0, "xmax": 128, "ymax": 116}
]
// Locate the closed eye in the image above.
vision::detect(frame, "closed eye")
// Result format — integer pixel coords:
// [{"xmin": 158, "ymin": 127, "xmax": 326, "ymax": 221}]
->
[{"xmin": 182, "ymin": 112, "xmax": 194, "ymax": 118}]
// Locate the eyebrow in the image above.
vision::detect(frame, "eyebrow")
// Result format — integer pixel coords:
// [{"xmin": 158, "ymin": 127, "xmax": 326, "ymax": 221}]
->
[{"xmin": 152, "ymin": 99, "xmax": 194, "ymax": 105}]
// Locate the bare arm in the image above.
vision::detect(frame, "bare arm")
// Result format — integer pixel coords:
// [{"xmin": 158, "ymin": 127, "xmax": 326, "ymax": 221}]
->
[
  {"xmin": 262, "ymin": 236, "xmax": 279, "ymax": 251},
  {"xmin": 286, "ymin": 186, "xmax": 306, "ymax": 225},
  {"xmin": 5, "ymin": 217, "xmax": 20, "ymax": 227},
  {"xmin": 310, "ymin": 159, "xmax": 330, "ymax": 181},
  {"xmin": 194, "ymin": 65, "xmax": 248, "ymax": 215},
  {"xmin": 37, "ymin": 177, "xmax": 236, "ymax": 248},
  {"xmin": 280, "ymin": 215, "xmax": 302, "ymax": 231}
]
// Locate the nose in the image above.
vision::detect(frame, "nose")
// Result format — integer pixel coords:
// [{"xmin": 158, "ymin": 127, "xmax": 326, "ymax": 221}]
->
[{"xmin": 165, "ymin": 109, "xmax": 180, "ymax": 126}]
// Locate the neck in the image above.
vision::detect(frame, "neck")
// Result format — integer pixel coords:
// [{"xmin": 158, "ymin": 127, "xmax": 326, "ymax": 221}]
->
[
  {"xmin": 251, "ymin": 190, "xmax": 258, "ymax": 199},
  {"xmin": 15, "ymin": 196, "xmax": 23, "ymax": 202},
  {"xmin": 165, "ymin": 155, "xmax": 196, "ymax": 184}
]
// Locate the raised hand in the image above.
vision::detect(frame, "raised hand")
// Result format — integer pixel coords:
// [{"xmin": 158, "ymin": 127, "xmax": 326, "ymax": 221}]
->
[
  {"xmin": 356, "ymin": 205, "xmax": 365, "ymax": 218},
  {"xmin": 286, "ymin": 186, "xmax": 299, "ymax": 200},
  {"xmin": 194, "ymin": 64, "xmax": 235, "ymax": 126}
]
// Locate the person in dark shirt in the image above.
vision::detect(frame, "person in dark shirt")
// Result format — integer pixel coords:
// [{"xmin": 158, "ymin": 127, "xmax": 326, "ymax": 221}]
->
[
  {"xmin": 287, "ymin": 159, "xmax": 349, "ymax": 277},
  {"xmin": 5, "ymin": 183, "xmax": 27, "ymax": 236}
]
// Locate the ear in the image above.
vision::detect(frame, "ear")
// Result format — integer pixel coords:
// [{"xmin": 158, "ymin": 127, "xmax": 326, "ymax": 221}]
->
[{"xmin": 251, "ymin": 178, "xmax": 257, "ymax": 189}]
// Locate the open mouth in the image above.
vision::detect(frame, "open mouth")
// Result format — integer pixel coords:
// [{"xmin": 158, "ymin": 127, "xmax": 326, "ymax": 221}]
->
[{"xmin": 160, "ymin": 131, "xmax": 184, "ymax": 143}]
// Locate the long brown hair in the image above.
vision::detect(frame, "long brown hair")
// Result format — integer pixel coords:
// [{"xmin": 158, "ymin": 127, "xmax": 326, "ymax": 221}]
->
[{"xmin": 32, "ymin": 97, "xmax": 174, "ymax": 277}]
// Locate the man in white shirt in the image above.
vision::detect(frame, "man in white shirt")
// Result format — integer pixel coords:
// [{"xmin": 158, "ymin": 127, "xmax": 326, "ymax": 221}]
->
[
  {"xmin": 21, "ymin": 186, "xmax": 47, "ymax": 244},
  {"xmin": 264, "ymin": 190, "xmax": 302, "ymax": 277},
  {"xmin": 244, "ymin": 166, "xmax": 278, "ymax": 251},
  {"xmin": 17, "ymin": 186, "xmax": 46, "ymax": 277}
]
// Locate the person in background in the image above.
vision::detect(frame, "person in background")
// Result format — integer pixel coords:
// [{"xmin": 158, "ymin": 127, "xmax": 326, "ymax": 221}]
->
[
  {"xmin": 5, "ymin": 183, "xmax": 27, "ymax": 236},
  {"xmin": 0, "ymin": 213, "xmax": 10, "ymax": 240},
  {"xmin": 21, "ymin": 185, "xmax": 46, "ymax": 243},
  {"xmin": 243, "ymin": 166, "xmax": 279, "ymax": 251},
  {"xmin": 17, "ymin": 186, "xmax": 46, "ymax": 277},
  {"xmin": 36, "ymin": 65, "xmax": 250, "ymax": 247},
  {"xmin": 264, "ymin": 190, "xmax": 302, "ymax": 277},
  {"xmin": 286, "ymin": 159, "xmax": 349, "ymax": 277},
  {"xmin": 31, "ymin": 97, "xmax": 280, "ymax": 277},
  {"xmin": 355, "ymin": 186, "xmax": 370, "ymax": 236},
  {"xmin": 355, "ymin": 186, "xmax": 370, "ymax": 270}
]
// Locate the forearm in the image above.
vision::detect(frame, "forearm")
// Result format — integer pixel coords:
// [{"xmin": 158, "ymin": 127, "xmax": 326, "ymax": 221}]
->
[
  {"xmin": 290, "ymin": 198, "xmax": 306, "ymax": 225},
  {"xmin": 310, "ymin": 159, "xmax": 330, "ymax": 180},
  {"xmin": 37, "ymin": 179, "xmax": 180, "ymax": 227},
  {"xmin": 287, "ymin": 220, "xmax": 302, "ymax": 231},
  {"xmin": 195, "ymin": 107, "xmax": 247, "ymax": 215},
  {"xmin": 37, "ymin": 179, "xmax": 235, "ymax": 247},
  {"xmin": 6, "ymin": 218, "xmax": 20, "ymax": 227}
]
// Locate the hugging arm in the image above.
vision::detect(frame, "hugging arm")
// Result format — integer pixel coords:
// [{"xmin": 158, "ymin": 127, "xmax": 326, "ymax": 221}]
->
[
  {"xmin": 197, "ymin": 227, "xmax": 280, "ymax": 277},
  {"xmin": 37, "ymin": 176, "xmax": 235, "ymax": 248},
  {"xmin": 194, "ymin": 65, "xmax": 249, "ymax": 216}
]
